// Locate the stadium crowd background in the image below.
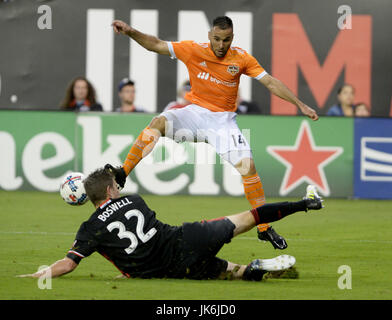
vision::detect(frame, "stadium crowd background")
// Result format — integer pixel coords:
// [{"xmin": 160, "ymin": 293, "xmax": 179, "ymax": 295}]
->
[
  {"xmin": 1, "ymin": 0, "xmax": 391, "ymax": 200},
  {"xmin": 0, "ymin": 0, "xmax": 391, "ymax": 117},
  {"xmin": 59, "ymin": 75, "xmax": 373, "ymax": 118}
]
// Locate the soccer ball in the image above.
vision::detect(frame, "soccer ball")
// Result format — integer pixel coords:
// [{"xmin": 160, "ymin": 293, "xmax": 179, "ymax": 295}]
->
[{"xmin": 60, "ymin": 172, "xmax": 88, "ymax": 206}]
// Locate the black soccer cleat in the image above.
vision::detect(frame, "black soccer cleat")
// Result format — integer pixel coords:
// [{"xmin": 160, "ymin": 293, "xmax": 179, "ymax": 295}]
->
[
  {"xmin": 257, "ymin": 226, "xmax": 288, "ymax": 250},
  {"xmin": 242, "ymin": 259, "xmax": 267, "ymax": 281},
  {"xmin": 243, "ymin": 255, "xmax": 296, "ymax": 281},
  {"xmin": 303, "ymin": 185, "xmax": 324, "ymax": 211},
  {"xmin": 104, "ymin": 164, "xmax": 127, "ymax": 190}
]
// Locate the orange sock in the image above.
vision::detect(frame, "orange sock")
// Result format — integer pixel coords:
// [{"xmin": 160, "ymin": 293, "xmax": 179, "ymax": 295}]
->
[
  {"xmin": 123, "ymin": 126, "xmax": 161, "ymax": 176},
  {"xmin": 242, "ymin": 173, "xmax": 269, "ymax": 232}
]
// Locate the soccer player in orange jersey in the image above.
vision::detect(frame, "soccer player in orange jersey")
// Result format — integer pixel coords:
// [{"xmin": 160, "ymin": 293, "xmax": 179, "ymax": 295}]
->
[{"xmin": 111, "ymin": 16, "xmax": 319, "ymax": 250}]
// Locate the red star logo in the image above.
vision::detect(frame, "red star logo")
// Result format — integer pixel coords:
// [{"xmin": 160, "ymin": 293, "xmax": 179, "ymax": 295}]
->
[{"xmin": 267, "ymin": 121, "xmax": 343, "ymax": 196}]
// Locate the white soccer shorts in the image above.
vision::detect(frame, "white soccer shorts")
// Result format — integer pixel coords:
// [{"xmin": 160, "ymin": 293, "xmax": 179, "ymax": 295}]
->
[{"xmin": 160, "ymin": 104, "xmax": 253, "ymax": 166}]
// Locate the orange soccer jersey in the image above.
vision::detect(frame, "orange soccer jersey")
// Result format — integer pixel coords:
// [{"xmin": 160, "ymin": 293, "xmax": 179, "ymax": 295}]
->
[{"xmin": 168, "ymin": 41, "xmax": 267, "ymax": 112}]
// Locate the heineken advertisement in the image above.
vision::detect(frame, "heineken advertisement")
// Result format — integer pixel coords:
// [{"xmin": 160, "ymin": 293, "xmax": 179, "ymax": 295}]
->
[{"xmin": 1, "ymin": 111, "xmax": 353, "ymax": 198}]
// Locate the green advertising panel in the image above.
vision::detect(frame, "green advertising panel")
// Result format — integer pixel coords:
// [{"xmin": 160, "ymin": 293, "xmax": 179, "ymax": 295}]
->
[
  {"xmin": 0, "ymin": 111, "xmax": 353, "ymax": 197},
  {"xmin": 0, "ymin": 111, "xmax": 77, "ymax": 192},
  {"xmin": 74, "ymin": 112, "xmax": 224, "ymax": 197},
  {"xmin": 236, "ymin": 116, "xmax": 353, "ymax": 198}
]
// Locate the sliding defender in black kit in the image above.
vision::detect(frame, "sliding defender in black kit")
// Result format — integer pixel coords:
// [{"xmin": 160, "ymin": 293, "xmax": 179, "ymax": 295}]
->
[{"xmin": 18, "ymin": 165, "xmax": 323, "ymax": 281}]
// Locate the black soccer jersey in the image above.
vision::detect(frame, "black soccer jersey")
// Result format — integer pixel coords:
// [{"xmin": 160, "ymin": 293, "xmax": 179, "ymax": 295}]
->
[{"xmin": 66, "ymin": 195, "xmax": 182, "ymax": 278}]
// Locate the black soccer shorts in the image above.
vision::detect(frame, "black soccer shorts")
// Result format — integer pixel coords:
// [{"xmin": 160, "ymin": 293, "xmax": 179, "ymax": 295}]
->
[{"xmin": 179, "ymin": 217, "xmax": 236, "ymax": 280}]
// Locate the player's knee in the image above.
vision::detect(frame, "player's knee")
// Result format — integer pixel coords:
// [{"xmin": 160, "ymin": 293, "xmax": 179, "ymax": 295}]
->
[
  {"xmin": 235, "ymin": 158, "xmax": 256, "ymax": 176},
  {"xmin": 228, "ymin": 211, "xmax": 256, "ymax": 237},
  {"xmin": 149, "ymin": 116, "xmax": 167, "ymax": 136}
]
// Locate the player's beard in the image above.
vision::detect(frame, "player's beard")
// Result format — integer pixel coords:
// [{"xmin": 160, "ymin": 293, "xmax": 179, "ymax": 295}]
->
[
  {"xmin": 214, "ymin": 47, "xmax": 228, "ymax": 58},
  {"xmin": 124, "ymin": 99, "xmax": 134, "ymax": 105}
]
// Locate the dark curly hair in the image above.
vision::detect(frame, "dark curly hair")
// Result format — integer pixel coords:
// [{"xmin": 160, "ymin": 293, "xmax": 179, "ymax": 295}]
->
[{"xmin": 60, "ymin": 76, "xmax": 98, "ymax": 109}]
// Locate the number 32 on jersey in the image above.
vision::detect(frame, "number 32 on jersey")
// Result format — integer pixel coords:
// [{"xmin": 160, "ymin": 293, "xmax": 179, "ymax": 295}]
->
[{"xmin": 107, "ymin": 209, "xmax": 157, "ymax": 254}]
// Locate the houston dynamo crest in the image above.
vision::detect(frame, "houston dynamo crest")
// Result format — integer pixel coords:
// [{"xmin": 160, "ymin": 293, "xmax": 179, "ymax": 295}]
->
[{"xmin": 227, "ymin": 65, "xmax": 240, "ymax": 76}]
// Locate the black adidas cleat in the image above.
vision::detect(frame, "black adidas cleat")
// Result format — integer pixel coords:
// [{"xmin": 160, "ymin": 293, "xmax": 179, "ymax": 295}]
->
[
  {"xmin": 104, "ymin": 164, "xmax": 127, "ymax": 190},
  {"xmin": 243, "ymin": 255, "xmax": 296, "ymax": 281},
  {"xmin": 258, "ymin": 226, "xmax": 288, "ymax": 250},
  {"xmin": 304, "ymin": 185, "xmax": 324, "ymax": 211}
]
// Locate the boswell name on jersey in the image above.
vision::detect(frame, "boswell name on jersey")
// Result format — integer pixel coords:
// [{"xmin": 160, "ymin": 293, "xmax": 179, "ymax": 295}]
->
[{"xmin": 97, "ymin": 197, "xmax": 133, "ymax": 222}]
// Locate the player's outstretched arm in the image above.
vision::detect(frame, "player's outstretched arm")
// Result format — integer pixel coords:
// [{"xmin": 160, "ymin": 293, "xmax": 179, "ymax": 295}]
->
[
  {"xmin": 112, "ymin": 20, "xmax": 170, "ymax": 55},
  {"xmin": 17, "ymin": 257, "xmax": 77, "ymax": 278},
  {"xmin": 259, "ymin": 74, "xmax": 319, "ymax": 121}
]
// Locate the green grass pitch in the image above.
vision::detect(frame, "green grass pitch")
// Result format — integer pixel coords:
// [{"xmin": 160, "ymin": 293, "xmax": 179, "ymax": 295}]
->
[{"xmin": 1, "ymin": 191, "xmax": 391, "ymax": 300}]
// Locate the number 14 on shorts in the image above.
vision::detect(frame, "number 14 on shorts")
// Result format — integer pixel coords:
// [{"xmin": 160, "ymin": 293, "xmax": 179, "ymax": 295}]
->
[{"xmin": 232, "ymin": 134, "xmax": 247, "ymax": 146}]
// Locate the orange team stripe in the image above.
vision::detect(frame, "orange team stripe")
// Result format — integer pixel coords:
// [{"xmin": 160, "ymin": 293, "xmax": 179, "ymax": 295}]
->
[{"xmin": 123, "ymin": 127, "xmax": 161, "ymax": 175}]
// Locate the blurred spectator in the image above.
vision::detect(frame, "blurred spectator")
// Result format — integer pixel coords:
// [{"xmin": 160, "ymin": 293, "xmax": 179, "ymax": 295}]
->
[
  {"xmin": 115, "ymin": 78, "xmax": 144, "ymax": 113},
  {"xmin": 163, "ymin": 81, "xmax": 191, "ymax": 111},
  {"xmin": 60, "ymin": 76, "xmax": 103, "ymax": 112},
  {"xmin": 326, "ymin": 84, "xmax": 355, "ymax": 116},
  {"xmin": 355, "ymin": 102, "xmax": 370, "ymax": 117},
  {"xmin": 236, "ymin": 90, "xmax": 261, "ymax": 114}
]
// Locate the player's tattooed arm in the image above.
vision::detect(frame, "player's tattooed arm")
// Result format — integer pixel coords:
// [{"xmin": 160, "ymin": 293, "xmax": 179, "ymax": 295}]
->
[
  {"xmin": 112, "ymin": 20, "xmax": 169, "ymax": 55},
  {"xmin": 259, "ymin": 74, "xmax": 319, "ymax": 121},
  {"xmin": 17, "ymin": 257, "xmax": 78, "ymax": 278},
  {"xmin": 218, "ymin": 262, "xmax": 247, "ymax": 280}
]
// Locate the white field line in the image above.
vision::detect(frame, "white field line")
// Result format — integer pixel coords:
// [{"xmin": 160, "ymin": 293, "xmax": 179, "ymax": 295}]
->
[{"xmin": 0, "ymin": 231, "xmax": 391, "ymax": 244}]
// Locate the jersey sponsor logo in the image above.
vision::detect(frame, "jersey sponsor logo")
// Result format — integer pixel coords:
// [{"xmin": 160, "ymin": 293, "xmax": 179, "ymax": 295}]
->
[
  {"xmin": 98, "ymin": 198, "xmax": 133, "ymax": 222},
  {"xmin": 197, "ymin": 71, "xmax": 209, "ymax": 80},
  {"xmin": 227, "ymin": 65, "xmax": 240, "ymax": 76},
  {"xmin": 209, "ymin": 76, "xmax": 237, "ymax": 87},
  {"xmin": 196, "ymin": 72, "xmax": 237, "ymax": 87}
]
